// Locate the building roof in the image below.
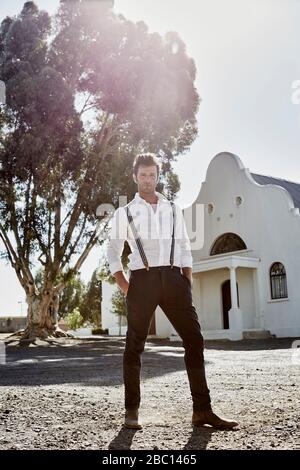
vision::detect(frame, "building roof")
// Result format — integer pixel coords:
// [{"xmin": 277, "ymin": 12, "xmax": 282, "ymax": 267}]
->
[{"xmin": 251, "ymin": 173, "xmax": 300, "ymax": 210}]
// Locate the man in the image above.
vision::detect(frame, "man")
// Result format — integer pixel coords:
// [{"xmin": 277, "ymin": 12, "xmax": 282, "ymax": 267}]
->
[{"xmin": 107, "ymin": 153, "xmax": 238, "ymax": 430}]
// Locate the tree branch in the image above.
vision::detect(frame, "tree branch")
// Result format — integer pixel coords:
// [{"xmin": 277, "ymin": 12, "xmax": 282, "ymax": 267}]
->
[{"xmin": 60, "ymin": 212, "xmax": 88, "ymax": 271}]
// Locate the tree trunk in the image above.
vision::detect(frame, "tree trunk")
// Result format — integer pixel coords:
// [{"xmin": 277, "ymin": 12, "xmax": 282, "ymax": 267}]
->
[{"xmin": 20, "ymin": 288, "xmax": 72, "ymax": 340}]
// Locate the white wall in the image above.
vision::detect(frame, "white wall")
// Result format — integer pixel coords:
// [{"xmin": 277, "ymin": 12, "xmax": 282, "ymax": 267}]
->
[
  {"xmin": 155, "ymin": 306, "xmax": 174, "ymax": 338},
  {"xmin": 189, "ymin": 152, "xmax": 300, "ymax": 337},
  {"xmin": 198, "ymin": 270, "xmax": 227, "ymax": 330},
  {"xmin": 101, "ymin": 281, "xmax": 123, "ymax": 330},
  {"xmin": 236, "ymin": 267, "xmax": 256, "ymax": 329}
]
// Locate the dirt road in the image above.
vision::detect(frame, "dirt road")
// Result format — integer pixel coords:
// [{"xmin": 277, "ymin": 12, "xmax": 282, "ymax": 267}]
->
[{"xmin": 0, "ymin": 336, "xmax": 299, "ymax": 450}]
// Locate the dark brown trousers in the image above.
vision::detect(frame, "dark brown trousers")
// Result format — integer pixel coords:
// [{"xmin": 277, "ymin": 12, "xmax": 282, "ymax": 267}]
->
[{"xmin": 124, "ymin": 265, "xmax": 211, "ymax": 412}]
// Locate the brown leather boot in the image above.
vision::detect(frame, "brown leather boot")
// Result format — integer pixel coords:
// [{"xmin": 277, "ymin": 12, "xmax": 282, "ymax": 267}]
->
[
  {"xmin": 192, "ymin": 410, "xmax": 239, "ymax": 429},
  {"xmin": 124, "ymin": 408, "xmax": 143, "ymax": 430}
]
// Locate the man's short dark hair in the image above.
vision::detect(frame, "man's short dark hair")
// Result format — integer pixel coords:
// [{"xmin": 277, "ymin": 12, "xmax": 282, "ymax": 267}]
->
[{"xmin": 133, "ymin": 153, "xmax": 161, "ymax": 177}]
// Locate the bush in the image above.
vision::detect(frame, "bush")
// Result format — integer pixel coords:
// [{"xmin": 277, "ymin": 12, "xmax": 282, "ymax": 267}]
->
[
  {"xmin": 65, "ymin": 308, "xmax": 84, "ymax": 330},
  {"xmin": 92, "ymin": 327, "xmax": 108, "ymax": 335}
]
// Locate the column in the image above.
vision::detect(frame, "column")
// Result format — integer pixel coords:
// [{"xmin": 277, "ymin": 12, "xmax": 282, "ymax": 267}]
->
[
  {"xmin": 228, "ymin": 266, "xmax": 243, "ymax": 340},
  {"xmin": 229, "ymin": 267, "xmax": 238, "ymax": 309}
]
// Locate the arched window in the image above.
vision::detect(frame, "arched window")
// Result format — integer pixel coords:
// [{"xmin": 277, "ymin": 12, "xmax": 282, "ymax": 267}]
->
[
  {"xmin": 210, "ymin": 233, "xmax": 247, "ymax": 256},
  {"xmin": 270, "ymin": 262, "xmax": 288, "ymax": 299}
]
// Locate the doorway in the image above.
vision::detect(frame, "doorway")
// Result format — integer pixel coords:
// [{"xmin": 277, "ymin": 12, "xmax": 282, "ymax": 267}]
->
[{"xmin": 221, "ymin": 280, "xmax": 239, "ymax": 329}]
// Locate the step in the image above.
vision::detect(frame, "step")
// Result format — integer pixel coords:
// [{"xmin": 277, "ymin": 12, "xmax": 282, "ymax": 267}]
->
[{"xmin": 242, "ymin": 329, "xmax": 273, "ymax": 339}]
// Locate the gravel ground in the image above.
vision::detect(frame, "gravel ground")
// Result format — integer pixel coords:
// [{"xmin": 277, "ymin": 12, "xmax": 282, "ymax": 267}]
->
[{"xmin": 0, "ymin": 335, "xmax": 299, "ymax": 450}]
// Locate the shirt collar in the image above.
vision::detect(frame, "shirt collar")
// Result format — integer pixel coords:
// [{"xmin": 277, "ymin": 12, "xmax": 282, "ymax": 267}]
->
[{"xmin": 134, "ymin": 191, "xmax": 167, "ymax": 204}]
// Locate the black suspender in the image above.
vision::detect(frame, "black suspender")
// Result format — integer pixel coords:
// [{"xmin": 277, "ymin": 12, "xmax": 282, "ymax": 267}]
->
[
  {"xmin": 126, "ymin": 206, "xmax": 150, "ymax": 270},
  {"xmin": 125, "ymin": 201, "xmax": 176, "ymax": 271},
  {"xmin": 169, "ymin": 201, "xmax": 176, "ymax": 268}
]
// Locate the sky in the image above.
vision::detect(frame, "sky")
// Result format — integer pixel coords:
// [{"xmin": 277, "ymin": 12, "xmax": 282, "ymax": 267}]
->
[{"xmin": 0, "ymin": 0, "xmax": 300, "ymax": 315}]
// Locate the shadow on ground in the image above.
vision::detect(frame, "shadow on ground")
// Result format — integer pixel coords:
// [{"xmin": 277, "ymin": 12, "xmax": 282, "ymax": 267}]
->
[{"xmin": 0, "ymin": 336, "xmax": 297, "ymax": 388}]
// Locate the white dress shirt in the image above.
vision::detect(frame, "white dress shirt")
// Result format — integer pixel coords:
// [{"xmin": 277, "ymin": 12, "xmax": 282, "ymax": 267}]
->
[{"xmin": 107, "ymin": 191, "xmax": 193, "ymax": 275}]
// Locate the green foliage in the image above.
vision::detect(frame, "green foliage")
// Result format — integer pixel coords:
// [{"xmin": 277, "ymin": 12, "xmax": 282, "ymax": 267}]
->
[
  {"xmin": 59, "ymin": 274, "xmax": 85, "ymax": 320},
  {"xmin": 80, "ymin": 269, "xmax": 102, "ymax": 326},
  {"xmin": 92, "ymin": 326, "xmax": 108, "ymax": 335},
  {"xmin": 65, "ymin": 307, "xmax": 84, "ymax": 330},
  {"xmin": 111, "ymin": 288, "xmax": 127, "ymax": 321},
  {"xmin": 164, "ymin": 173, "xmax": 181, "ymax": 201}
]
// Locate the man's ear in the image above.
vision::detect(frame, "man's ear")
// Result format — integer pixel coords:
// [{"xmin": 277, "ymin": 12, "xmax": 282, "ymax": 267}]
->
[{"xmin": 133, "ymin": 173, "xmax": 137, "ymax": 184}]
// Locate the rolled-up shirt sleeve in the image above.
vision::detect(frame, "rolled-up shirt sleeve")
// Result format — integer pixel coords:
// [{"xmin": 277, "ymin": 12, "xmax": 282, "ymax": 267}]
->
[
  {"xmin": 176, "ymin": 205, "xmax": 193, "ymax": 268},
  {"xmin": 106, "ymin": 207, "xmax": 128, "ymax": 275}
]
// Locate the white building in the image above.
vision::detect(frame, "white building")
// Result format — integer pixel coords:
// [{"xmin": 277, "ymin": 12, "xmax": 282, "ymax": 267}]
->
[{"xmin": 102, "ymin": 152, "xmax": 300, "ymax": 340}]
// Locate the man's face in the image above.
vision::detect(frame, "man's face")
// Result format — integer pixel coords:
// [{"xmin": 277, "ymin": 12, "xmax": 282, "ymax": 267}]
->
[{"xmin": 133, "ymin": 165, "xmax": 159, "ymax": 194}]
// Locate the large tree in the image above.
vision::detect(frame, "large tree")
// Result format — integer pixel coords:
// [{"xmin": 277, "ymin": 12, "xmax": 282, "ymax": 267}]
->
[{"xmin": 0, "ymin": 0, "xmax": 200, "ymax": 340}]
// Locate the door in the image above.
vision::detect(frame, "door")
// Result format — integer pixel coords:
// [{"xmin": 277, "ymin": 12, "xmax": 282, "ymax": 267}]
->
[{"xmin": 222, "ymin": 280, "xmax": 239, "ymax": 329}]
